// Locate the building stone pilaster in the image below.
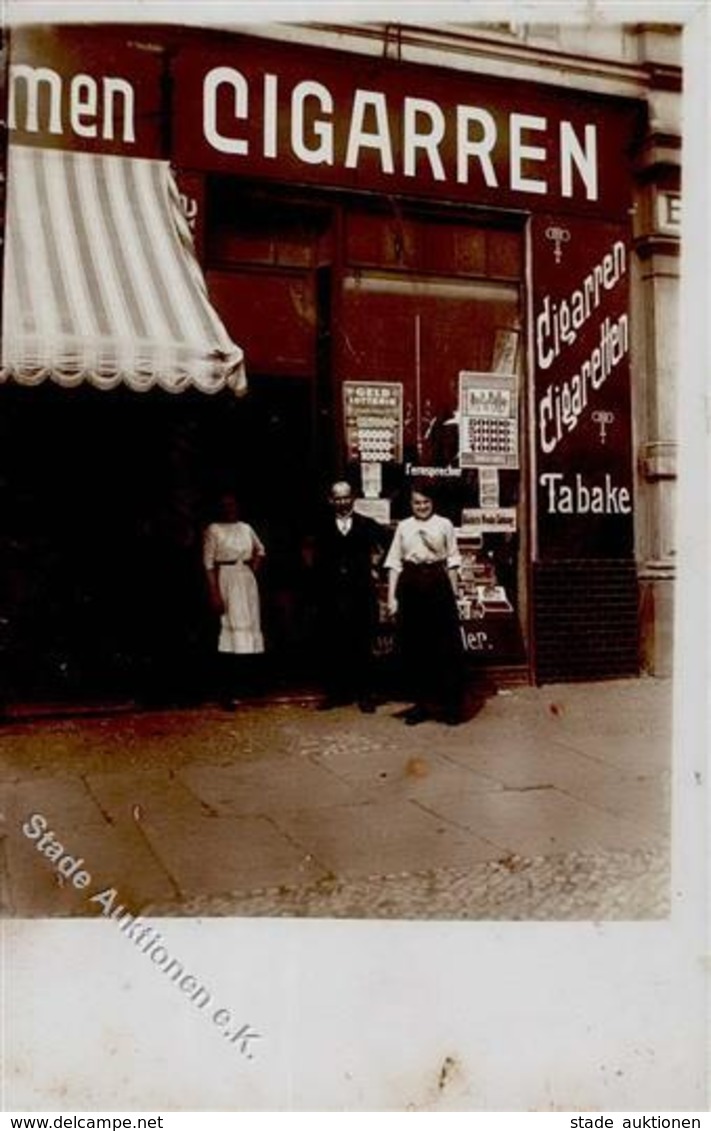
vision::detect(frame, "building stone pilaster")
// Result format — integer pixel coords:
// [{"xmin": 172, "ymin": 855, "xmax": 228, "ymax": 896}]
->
[{"xmin": 630, "ymin": 25, "xmax": 682, "ymax": 676}]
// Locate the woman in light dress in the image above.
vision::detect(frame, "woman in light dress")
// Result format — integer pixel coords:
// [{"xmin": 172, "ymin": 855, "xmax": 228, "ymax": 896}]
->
[{"xmin": 203, "ymin": 493, "xmax": 266, "ymax": 707}]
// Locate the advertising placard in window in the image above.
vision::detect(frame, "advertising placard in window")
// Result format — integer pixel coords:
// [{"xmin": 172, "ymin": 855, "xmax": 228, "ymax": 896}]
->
[
  {"xmin": 458, "ymin": 372, "xmax": 519, "ymax": 469},
  {"xmin": 343, "ymin": 380, "xmax": 403, "ymax": 464}
]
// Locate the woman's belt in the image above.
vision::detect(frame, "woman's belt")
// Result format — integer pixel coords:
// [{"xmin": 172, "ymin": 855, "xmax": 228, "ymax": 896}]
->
[
  {"xmin": 402, "ymin": 559, "xmax": 447, "ymax": 570},
  {"xmin": 216, "ymin": 559, "xmax": 240, "ymax": 566}
]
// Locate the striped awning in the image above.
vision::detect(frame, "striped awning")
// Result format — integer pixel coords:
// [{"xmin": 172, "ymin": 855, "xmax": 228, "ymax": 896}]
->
[{"xmin": 1, "ymin": 144, "xmax": 246, "ymax": 395}]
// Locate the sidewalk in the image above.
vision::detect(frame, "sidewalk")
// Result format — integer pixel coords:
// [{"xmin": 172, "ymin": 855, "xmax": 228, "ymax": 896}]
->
[{"xmin": 0, "ymin": 677, "xmax": 671, "ymax": 920}]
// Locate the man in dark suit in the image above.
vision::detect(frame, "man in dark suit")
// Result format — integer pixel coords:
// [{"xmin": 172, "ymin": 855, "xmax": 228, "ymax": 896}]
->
[{"xmin": 313, "ymin": 481, "xmax": 388, "ymax": 713}]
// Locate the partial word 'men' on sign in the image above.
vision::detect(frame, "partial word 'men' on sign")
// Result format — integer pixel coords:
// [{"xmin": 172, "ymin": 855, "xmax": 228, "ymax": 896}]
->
[{"xmin": 8, "ymin": 64, "xmax": 136, "ymax": 143}]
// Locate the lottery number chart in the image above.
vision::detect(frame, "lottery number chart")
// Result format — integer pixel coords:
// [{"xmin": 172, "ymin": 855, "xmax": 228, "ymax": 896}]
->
[
  {"xmin": 458, "ymin": 371, "xmax": 520, "ymax": 469},
  {"xmin": 355, "ymin": 424, "xmax": 397, "ymax": 461},
  {"xmin": 466, "ymin": 417, "xmax": 517, "ymax": 459},
  {"xmin": 343, "ymin": 381, "xmax": 404, "ymax": 464}
]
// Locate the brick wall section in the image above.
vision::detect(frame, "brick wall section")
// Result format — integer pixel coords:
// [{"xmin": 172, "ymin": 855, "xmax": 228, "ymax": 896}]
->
[{"xmin": 533, "ymin": 560, "xmax": 640, "ymax": 683}]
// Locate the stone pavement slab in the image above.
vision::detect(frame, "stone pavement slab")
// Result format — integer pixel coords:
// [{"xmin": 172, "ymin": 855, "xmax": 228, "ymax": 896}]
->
[
  {"xmin": 5, "ymin": 817, "xmax": 176, "ymax": 916},
  {"xmin": 306, "ymin": 742, "xmax": 503, "ymax": 803},
  {"xmin": 85, "ymin": 767, "xmax": 212, "ymax": 824},
  {"xmin": 593, "ymin": 773, "xmax": 670, "ymax": 828},
  {"xmin": 555, "ymin": 769, "xmax": 670, "ymax": 831},
  {"xmin": 138, "ymin": 812, "xmax": 329, "ymax": 898},
  {"xmin": 440, "ymin": 738, "xmax": 669, "ymax": 829},
  {"xmin": 414, "ymin": 786, "xmax": 666, "ymax": 858},
  {"xmin": 270, "ymin": 798, "xmax": 501, "ymax": 880},
  {"xmin": 547, "ymin": 731, "xmax": 672, "ymax": 774},
  {"xmin": 177, "ymin": 758, "xmax": 360, "ymax": 815},
  {"xmin": 2, "ymin": 775, "xmax": 108, "ymax": 829},
  {"xmin": 440, "ymin": 733, "xmax": 606, "ymax": 788}
]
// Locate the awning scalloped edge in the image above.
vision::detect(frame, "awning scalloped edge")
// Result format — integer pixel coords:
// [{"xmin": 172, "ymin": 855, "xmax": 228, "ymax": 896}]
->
[
  {"xmin": 0, "ymin": 356, "xmax": 247, "ymax": 396},
  {"xmin": 1, "ymin": 145, "xmax": 248, "ymax": 397}
]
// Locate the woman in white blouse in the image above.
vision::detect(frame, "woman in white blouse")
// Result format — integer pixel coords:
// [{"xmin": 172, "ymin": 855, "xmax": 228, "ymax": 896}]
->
[
  {"xmin": 385, "ymin": 481, "xmax": 466, "ymax": 725},
  {"xmin": 203, "ymin": 493, "xmax": 266, "ymax": 707}
]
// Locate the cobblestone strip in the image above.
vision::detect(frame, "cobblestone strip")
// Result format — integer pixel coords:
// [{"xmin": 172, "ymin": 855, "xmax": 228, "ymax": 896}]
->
[{"xmin": 145, "ymin": 845, "xmax": 670, "ymax": 921}]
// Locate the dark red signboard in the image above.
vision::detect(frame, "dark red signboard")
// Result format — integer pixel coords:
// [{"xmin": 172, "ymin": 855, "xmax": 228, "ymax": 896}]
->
[
  {"xmin": 7, "ymin": 26, "xmax": 643, "ymax": 221},
  {"xmin": 531, "ymin": 214, "xmax": 634, "ymax": 559},
  {"xmin": 8, "ymin": 26, "xmax": 164, "ymax": 158},
  {"xmin": 171, "ymin": 36, "xmax": 642, "ymax": 218}
]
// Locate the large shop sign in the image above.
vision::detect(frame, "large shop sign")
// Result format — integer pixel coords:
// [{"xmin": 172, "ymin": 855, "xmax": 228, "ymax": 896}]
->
[
  {"xmin": 532, "ymin": 215, "xmax": 634, "ymax": 560},
  {"xmin": 7, "ymin": 26, "xmax": 642, "ymax": 218},
  {"xmin": 170, "ymin": 39, "xmax": 641, "ymax": 216},
  {"xmin": 7, "ymin": 27, "xmax": 164, "ymax": 158}
]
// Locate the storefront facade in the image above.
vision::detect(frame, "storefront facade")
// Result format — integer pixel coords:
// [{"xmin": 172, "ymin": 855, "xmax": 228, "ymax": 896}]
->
[{"xmin": 0, "ymin": 20, "xmax": 681, "ymax": 701}]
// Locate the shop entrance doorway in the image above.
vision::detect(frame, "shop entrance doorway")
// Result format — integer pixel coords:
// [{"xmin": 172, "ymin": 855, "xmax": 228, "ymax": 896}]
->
[
  {"xmin": 337, "ymin": 263, "xmax": 528, "ymax": 672},
  {"xmin": 0, "ymin": 376, "xmax": 319, "ymax": 706},
  {"xmin": 204, "ymin": 189, "xmax": 531, "ymax": 681}
]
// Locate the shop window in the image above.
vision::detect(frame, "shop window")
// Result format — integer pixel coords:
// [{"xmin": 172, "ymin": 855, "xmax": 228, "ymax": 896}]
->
[
  {"xmin": 337, "ymin": 266, "xmax": 527, "ymax": 666},
  {"xmin": 340, "ymin": 272, "xmax": 521, "ymax": 430}
]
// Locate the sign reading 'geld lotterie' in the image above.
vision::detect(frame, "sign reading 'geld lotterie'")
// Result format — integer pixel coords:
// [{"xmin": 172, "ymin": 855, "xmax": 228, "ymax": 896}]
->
[{"xmin": 532, "ymin": 215, "xmax": 635, "ymax": 560}]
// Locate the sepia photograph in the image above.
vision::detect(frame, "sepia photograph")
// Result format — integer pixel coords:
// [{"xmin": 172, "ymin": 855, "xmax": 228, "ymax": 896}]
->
[{"xmin": 0, "ymin": 0, "xmax": 706, "ymax": 1113}]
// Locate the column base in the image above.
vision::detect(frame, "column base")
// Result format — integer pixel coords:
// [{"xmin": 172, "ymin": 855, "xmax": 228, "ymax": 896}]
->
[{"xmin": 638, "ymin": 566, "xmax": 675, "ymax": 677}]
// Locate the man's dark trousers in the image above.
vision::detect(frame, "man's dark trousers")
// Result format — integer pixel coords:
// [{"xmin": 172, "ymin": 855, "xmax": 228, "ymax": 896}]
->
[{"xmin": 315, "ymin": 513, "xmax": 384, "ymax": 705}]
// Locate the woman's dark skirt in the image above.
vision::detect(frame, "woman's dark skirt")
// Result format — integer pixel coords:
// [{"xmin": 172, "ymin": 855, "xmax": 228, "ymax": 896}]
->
[{"xmin": 396, "ymin": 561, "xmax": 465, "ymax": 717}]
